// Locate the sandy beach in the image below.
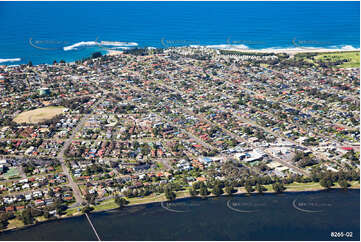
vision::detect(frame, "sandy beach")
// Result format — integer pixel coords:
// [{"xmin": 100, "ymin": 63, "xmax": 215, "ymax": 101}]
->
[
  {"xmin": 106, "ymin": 50, "xmax": 124, "ymax": 56},
  {"xmin": 224, "ymin": 47, "xmax": 360, "ymax": 56},
  {"xmin": 107, "ymin": 46, "xmax": 359, "ymax": 57}
]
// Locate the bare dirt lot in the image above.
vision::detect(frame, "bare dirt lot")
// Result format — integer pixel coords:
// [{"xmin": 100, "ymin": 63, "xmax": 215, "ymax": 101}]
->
[{"xmin": 13, "ymin": 106, "xmax": 65, "ymax": 124}]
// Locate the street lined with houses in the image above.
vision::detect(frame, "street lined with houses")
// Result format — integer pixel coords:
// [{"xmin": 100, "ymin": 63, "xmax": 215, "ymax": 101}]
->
[{"xmin": 0, "ymin": 47, "xmax": 359, "ymax": 230}]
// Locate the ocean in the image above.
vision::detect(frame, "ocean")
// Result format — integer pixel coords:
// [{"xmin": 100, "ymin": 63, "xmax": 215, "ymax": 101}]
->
[
  {"xmin": 0, "ymin": 189, "xmax": 359, "ymax": 241},
  {"xmin": 0, "ymin": 1, "xmax": 359, "ymax": 65}
]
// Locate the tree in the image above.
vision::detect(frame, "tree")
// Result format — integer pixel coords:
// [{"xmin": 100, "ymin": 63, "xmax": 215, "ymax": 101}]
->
[
  {"xmin": 192, "ymin": 182, "xmax": 200, "ymax": 190},
  {"xmin": 91, "ymin": 52, "xmax": 102, "ymax": 59},
  {"xmin": 256, "ymin": 183, "xmax": 267, "ymax": 194},
  {"xmin": 0, "ymin": 212, "xmax": 13, "ymax": 229},
  {"xmin": 244, "ymin": 127, "xmax": 253, "ymax": 135},
  {"xmin": 85, "ymin": 193, "xmax": 97, "ymax": 205},
  {"xmin": 338, "ymin": 179, "xmax": 349, "ymax": 190},
  {"xmin": 55, "ymin": 199, "xmax": 68, "ymax": 215},
  {"xmin": 272, "ymin": 182, "xmax": 286, "ymax": 193},
  {"xmin": 245, "ymin": 183, "xmax": 254, "ymax": 194},
  {"xmin": 320, "ymin": 178, "xmax": 333, "ymax": 190},
  {"xmin": 43, "ymin": 210, "xmax": 51, "ymax": 219},
  {"xmin": 189, "ymin": 188, "xmax": 198, "ymax": 197},
  {"xmin": 211, "ymin": 184, "xmax": 222, "ymax": 197},
  {"xmin": 225, "ymin": 186, "xmax": 235, "ymax": 196},
  {"xmin": 48, "ymin": 188, "xmax": 55, "ymax": 197},
  {"xmin": 164, "ymin": 186, "xmax": 176, "ymax": 201},
  {"xmin": 30, "ymin": 207, "xmax": 43, "ymax": 217},
  {"xmin": 114, "ymin": 195, "xmax": 129, "ymax": 208},
  {"xmin": 132, "ymin": 189, "xmax": 139, "ymax": 197},
  {"xmin": 21, "ymin": 208, "xmax": 34, "ymax": 225},
  {"xmin": 0, "ymin": 219, "xmax": 8, "ymax": 229},
  {"xmin": 199, "ymin": 184, "xmax": 209, "ymax": 198},
  {"xmin": 82, "ymin": 206, "xmax": 94, "ymax": 214}
]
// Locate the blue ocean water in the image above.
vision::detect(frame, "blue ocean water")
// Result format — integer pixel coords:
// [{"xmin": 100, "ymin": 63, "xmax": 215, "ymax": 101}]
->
[{"xmin": 0, "ymin": 1, "xmax": 359, "ymax": 65}]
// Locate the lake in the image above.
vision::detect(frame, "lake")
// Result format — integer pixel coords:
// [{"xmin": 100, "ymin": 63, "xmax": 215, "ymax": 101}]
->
[{"xmin": 0, "ymin": 189, "xmax": 359, "ymax": 241}]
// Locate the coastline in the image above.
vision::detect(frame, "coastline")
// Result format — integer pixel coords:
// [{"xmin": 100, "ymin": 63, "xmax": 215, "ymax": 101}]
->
[
  {"xmin": 106, "ymin": 50, "xmax": 124, "ymax": 56},
  {"xmin": 1, "ymin": 184, "xmax": 359, "ymax": 234},
  {"xmin": 105, "ymin": 47, "xmax": 360, "ymax": 57},
  {"xmin": 211, "ymin": 47, "xmax": 360, "ymax": 55},
  {"xmin": 1, "ymin": 47, "xmax": 360, "ymax": 65}
]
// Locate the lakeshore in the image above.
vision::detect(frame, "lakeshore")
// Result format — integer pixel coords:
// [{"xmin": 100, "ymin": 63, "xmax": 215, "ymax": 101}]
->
[
  {"xmin": 2, "ymin": 182, "xmax": 359, "ymax": 233},
  {"xmin": 0, "ymin": 188, "xmax": 359, "ymax": 241}
]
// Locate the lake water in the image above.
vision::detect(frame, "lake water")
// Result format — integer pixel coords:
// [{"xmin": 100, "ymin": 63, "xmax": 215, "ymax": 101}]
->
[
  {"xmin": 0, "ymin": 189, "xmax": 359, "ymax": 241},
  {"xmin": 0, "ymin": 1, "xmax": 359, "ymax": 65}
]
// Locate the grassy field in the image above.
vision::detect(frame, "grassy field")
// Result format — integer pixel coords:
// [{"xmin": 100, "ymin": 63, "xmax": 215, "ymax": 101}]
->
[
  {"xmin": 7, "ymin": 218, "xmax": 24, "ymax": 230},
  {"xmin": 294, "ymin": 51, "xmax": 360, "ymax": 68},
  {"xmin": 262, "ymin": 181, "xmax": 360, "ymax": 192},
  {"xmin": 298, "ymin": 51, "xmax": 360, "ymax": 68},
  {"xmin": 314, "ymin": 51, "xmax": 360, "ymax": 68},
  {"xmin": 156, "ymin": 161, "xmax": 165, "ymax": 170},
  {"xmin": 128, "ymin": 193, "xmax": 165, "ymax": 205},
  {"xmin": 105, "ymin": 183, "xmax": 361, "ymax": 207},
  {"xmin": 65, "ymin": 207, "xmax": 79, "ymax": 216},
  {"xmin": 93, "ymin": 199, "xmax": 118, "ymax": 211},
  {"xmin": 91, "ymin": 196, "xmax": 160, "ymax": 212},
  {"xmin": 13, "ymin": 106, "xmax": 65, "ymax": 124},
  {"xmin": 35, "ymin": 216, "xmax": 48, "ymax": 222},
  {"xmin": 1, "ymin": 167, "xmax": 20, "ymax": 179},
  {"xmin": 63, "ymin": 181, "xmax": 360, "ymax": 217},
  {"xmin": 91, "ymin": 190, "xmax": 191, "ymax": 211}
]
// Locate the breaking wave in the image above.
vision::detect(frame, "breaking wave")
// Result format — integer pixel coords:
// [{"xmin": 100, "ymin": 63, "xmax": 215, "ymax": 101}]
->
[
  {"xmin": 0, "ymin": 58, "xmax": 21, "ymax": 64},
  {"xmin": 205, "ymin": 44, "xmax": 249, "ymax": 50},
  {"xmin": 63, "ymin": 41, "xmax": 138, "ymax": 51}
]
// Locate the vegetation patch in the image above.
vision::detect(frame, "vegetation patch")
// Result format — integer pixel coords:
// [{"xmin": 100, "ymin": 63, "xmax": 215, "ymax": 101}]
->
[
  {"xmin": 314, "ymin": 51, "xmax": 360, "ymax": 68},
  {"xmin": 295, "ymin": 51, "xmax": 360, "ymax": 68},
  {"xmin": 1, "ymin": 167, "xmax": 20, "ymax": 179},
  {"xmin": 7, "ymin": 218, "xmax": 24, "ymax": 230},
  {"xmin": 93, "ymin": 199, "xmax": 118, "ymax": 211}
]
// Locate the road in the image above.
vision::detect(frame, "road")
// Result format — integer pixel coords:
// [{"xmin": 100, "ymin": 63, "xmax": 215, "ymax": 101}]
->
[
  {"xmin": 56, "ymin": 96, "xmax": 106, "ymax": 205},
  {"xmin": 154, "ymin": 74, "xmax": 310, "ymax": 176},
  {"xmin": 56, "ymin": 115, "xmax": 89, "ymax": 204}
]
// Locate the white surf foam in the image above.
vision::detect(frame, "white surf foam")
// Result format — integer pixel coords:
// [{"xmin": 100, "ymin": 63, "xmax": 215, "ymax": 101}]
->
[
  {"xmin": 100, "ymin": 41, "xmax": 138, "ymax": 47},
  {"xmin": 189, "ymin": 43, "xmax": 359, "ymax": 53},
  {"xmin": 63, "ymin": 40, "xmax": 138, "ymax": 51},
  {"xmin": 206, "ymin": 44, "xmax": 249, "ymax": 50},
  {"xmin": 0, "ymin": 58, "xmax": 21, "ymax": 64},
  {"xmin": 339, "ymin": 45, "xmax": 357, "ymax": 50}
]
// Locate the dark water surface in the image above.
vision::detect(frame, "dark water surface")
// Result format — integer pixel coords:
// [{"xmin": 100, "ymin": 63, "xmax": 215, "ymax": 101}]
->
[{"xmin": 0, "ymin": 189, "xmax": 359, "ymax": 241}]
